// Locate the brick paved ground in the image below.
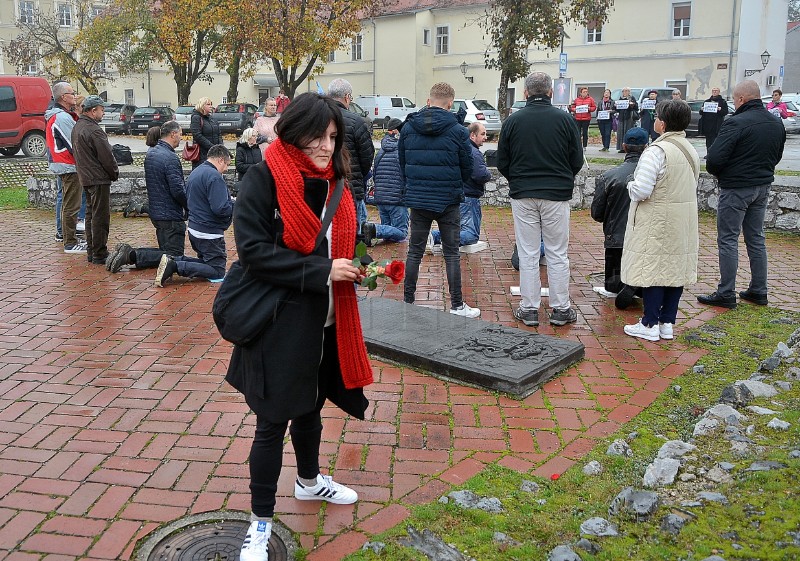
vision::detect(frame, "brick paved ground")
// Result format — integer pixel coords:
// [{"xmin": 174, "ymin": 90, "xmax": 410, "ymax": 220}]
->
[{"xmin": 0, "ymin": 207, "xmax": 798, "ymax": 560}]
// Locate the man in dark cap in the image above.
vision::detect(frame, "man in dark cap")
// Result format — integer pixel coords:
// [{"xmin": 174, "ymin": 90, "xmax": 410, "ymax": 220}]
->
[
  {"xmin": 71, "ymin": 95, "xmax": 119, "ymax": 265},
  {"xmin": 591, "ymin": 126, "xmax": 648, "ymax": 309}
]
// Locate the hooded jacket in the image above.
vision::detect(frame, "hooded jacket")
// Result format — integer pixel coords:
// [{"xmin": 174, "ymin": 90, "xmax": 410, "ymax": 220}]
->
[
  {"xmin": 398, "ymin": 106, "xmax": 472, "ymax": 212},
  {"xmin": 463, "ymin": 140, "xmax": 492, "ymax": 198},
  {"xmin": 45, "ymin": 104, "xmax": 77, "ymax": 174},
  {"xmin": 706, "ymin": 99, "xmax": 786, "ymax": 189},
  {"xmin": 373, "ymin": 133, "xmax": 403, "ymax": 205}
]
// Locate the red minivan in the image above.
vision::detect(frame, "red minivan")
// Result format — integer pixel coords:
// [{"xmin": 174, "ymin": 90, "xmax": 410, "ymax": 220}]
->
[{"xmin": 0, "ymin": 76, "xmax": 52, "ymax": 158}]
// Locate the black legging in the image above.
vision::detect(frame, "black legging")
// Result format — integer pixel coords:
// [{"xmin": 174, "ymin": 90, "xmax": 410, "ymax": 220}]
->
[
  {"xmin": 577, "ymin": 120, "xmax": 590, "ymax": 148},
  {"xmin": 248, "ymin": 324, "xmax": 338, "ymax": 517}
]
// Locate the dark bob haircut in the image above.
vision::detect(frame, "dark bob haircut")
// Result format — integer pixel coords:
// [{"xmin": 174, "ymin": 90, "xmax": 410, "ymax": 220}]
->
[
  {"xmin": 275, "ymin": 92, "xmax": 350, "ymax": 179},
  {"xmin": 655, "ymin": 99, "xmax": 691, "ymax": 132}
]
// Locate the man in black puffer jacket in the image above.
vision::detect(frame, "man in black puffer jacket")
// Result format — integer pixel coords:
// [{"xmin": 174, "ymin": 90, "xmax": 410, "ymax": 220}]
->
[
  {"xmin": 106, "ymin": 120, "xmax": 188, "ymax": 273},
  {"xmin": 328, "ymin": 79, "xmax": 374, "ymax": 232},
  {"xmin": 699, "ymin": 79, "xmax": 786, "ymax": 309},
  {"xmin": 590, "ymin": 127, "xmax": 647, "ymax": 308}
]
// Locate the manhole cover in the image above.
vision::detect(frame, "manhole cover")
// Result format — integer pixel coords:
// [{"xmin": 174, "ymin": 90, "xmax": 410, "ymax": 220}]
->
[{"xmin": 138, "ymin": 512, "xmax": 295, "ymax": 561}]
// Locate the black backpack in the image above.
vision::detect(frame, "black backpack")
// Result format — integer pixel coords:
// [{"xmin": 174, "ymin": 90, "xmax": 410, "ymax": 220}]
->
[{"xmin": 112, "ymin": 144, "xmax": 133, "ymax": 166}]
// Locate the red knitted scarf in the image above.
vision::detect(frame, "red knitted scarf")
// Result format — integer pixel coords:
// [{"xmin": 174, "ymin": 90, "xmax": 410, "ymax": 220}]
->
[{"xmin": 265, "ymin": 139, "xmax": 373, "ymax": 390}]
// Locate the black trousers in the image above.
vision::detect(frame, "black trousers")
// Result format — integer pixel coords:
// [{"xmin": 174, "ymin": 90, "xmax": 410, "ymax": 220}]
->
[
  {"xmin": 604, "ymin": 247, "xmax": 623, "ymax": 293},
  {"xmin": 577, "ymin": 120, "xmax": 590, "ymax": 148},
  {"xmin": 248, "ymin": 325, "xmax": 338, "ymax": 517}
]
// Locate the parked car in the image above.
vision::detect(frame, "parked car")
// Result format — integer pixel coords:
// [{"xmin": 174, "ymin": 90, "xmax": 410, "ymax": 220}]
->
[
  {"xmin": 354, "ymin": 95, "xmax": 418, "ymax": 128},
  {"xmin": 101, "ymin": 103, "xmax": 136, "ymax": 135},
  {"xmin": 509, "ymin": 100, "xmax": 526, "ymax": 114},
  {"xmin": 0, "ymin": 75, "xmax": 51, "ymax": 158},
  {"xmin": 130, "ymin": 106, "xmax": 176, "ymax": 135},
  {"xmin": 347, "ymin": 100, "xmax": 372, "ymax": 127},
  {"xmin": 174, "ymin": 105, "xmax": 194, "ymax": 131},
  {"xmin": 451, "ymin": 99, "xmax": 502, "ymax": 135},
  {"xmin": 211, "ymin": 103, "xmax": 258, "ymax": 135}
]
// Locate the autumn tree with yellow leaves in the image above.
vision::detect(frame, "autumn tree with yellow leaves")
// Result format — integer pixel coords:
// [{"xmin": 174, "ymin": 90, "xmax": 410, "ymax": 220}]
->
[{"xmin": 250, "ymin": 0, "xmax": 380, "ymax": 98}]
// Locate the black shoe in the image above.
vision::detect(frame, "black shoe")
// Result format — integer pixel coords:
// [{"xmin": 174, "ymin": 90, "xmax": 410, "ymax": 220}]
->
[
  {"xmin": 360, "ymin": 221, "xmax": 377, "ymax": 247},
  {"xmin": 739, "ymin": 290, "xmax": 768, "ymax": 306},
  {"xmin": 155, "ymin": 254, "xmax": 178, "ymax": 287},
  {"xmin": 697, "ymin": 291, "xmax": 737, "ymax": 309},
  {"xmin": 615, "ymin": 285, "xmax": 636, "ymax": 310},
  {"xmin": 107, "ymin": 243, "xmax": 134, "ymax": 273}
]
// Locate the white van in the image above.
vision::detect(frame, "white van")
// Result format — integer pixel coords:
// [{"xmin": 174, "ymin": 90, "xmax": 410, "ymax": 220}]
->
[{"xmin": 354, "ymin": 95, "xmax": 418, "ymax": 128}]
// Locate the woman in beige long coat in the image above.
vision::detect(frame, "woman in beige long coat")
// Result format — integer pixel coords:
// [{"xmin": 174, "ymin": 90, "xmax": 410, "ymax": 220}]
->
[{"xmin": 621, "ymin": 99, "xmax": 699, "ymax": 342}]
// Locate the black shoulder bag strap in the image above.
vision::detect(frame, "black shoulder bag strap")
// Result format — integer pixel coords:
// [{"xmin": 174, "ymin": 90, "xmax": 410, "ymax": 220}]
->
[{"xmin": 314, "ymin": 178, "xmax": 345, "ymax": 250}]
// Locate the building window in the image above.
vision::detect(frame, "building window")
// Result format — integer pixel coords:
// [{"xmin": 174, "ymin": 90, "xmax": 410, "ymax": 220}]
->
[
  {"xmin": 327, "ymin": 50, "xmax": 335, "ymax": 63},
  {"xmin": 435, "ymin": 25, "xmax": 449, "ymax": 55},
  {"xmin": 57, "ymin": 3, "xmax": 72, "ymax": 27},
  {"xmin": 423, "ymin": 28, "xmax": 431, "ymax": 46},
  {"xmin": 351, "ymin": 34, "xmax": 362, "ymax": 61},
  {"xmin": 19, "ymin": 1, "xmax": 35, "ymax": 24},
  {"xmin": 93, "ymin": 58, "xmax": 106, "ymax": 75},
  {"xmin": 24, "ymin": 49, "xmax": 38, "ymax": 74},
  {"xmin": 90, "ymin": 4, "xmax": 104, "ymax": 19},
  {"xmin": 586, "ymin": 21, "xmax": 602, "ymax": 43},
  {"xmin": 672, "ymin": 3, "xmax": 690, "ymax": 37}
]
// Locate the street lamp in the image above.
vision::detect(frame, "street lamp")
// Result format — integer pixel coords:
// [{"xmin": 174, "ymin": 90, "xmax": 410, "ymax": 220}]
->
[
  {"xmin": 744, "ymin": 50, "xmax": 771, "ymax": 78},
  {"xmin": 459, "ymin": 61, "xmax": 473, "ymax": 83}
]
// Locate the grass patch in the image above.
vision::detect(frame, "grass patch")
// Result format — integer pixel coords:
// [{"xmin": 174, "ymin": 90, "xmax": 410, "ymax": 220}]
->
[
  {"xmin": 343, "ymin": 306, "xmax": 800, "ymax": 561},
  {"xmin": 0, "ymin": 187, "xmax": 29, "ymax": 209}
]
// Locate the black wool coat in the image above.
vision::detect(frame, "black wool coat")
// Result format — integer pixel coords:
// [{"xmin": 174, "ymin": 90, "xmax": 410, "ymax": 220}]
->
[
  {"xmin": 224, "ymin": 162, "xmax": 368, "ymax": 423},
  {"xmin": 191, "ymin": 110, "xmax": 222, "ymax": 163},
  {"xmin": 235, "ymin": 141, "xmax": 262, "ymax": 181}
]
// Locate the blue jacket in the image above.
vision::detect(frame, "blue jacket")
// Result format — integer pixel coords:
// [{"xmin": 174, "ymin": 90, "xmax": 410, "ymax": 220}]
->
[
  {"xmin": 186, "ymin": 160, "xmax": 234, "ymax": 235},
  {"xmin": 373, "ymin": 133, "xmax": 403, "ymax": 205},
  {"xmin": 463, "ymin": 140, "xmax": 492, "ymax": 198},
  {"xmin": 399, "ymin": 106, "xmax": 472, "ymax": 212},
  {"xmin": 144, "ymin": 140, "xmax": 187, "ymax": 221}
]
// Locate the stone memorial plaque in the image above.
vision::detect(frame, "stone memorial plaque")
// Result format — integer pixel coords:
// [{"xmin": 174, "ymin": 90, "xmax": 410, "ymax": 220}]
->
[{"xmin": 358, "ymin": 298, "xmax": 584, "ymax": 397}]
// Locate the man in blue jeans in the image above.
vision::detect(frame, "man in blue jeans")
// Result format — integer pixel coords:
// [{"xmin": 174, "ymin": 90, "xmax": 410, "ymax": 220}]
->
[
  {"xmin": 429, "ymin": 121, "xmax": 492, "ymax": 250},
  {"xmin": 156, "ymin": 145, "xmax": 234, "ymax": 287},
  {"xmin": 362, "ymin": 118, "xmax": 408, "ymax": 244},
  {"xmin": 699, "ymin": 79, "xmax": 785, "ymax": 309},
  {"xmin": 399, "ymin": 82, "xmax": 479, "ymax": 318}
]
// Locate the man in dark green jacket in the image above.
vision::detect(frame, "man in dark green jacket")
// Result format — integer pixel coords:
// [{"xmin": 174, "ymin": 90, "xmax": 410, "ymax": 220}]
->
[{"xmin": 498, "ymin": 71, "xmax": 583, "ymax": 328}]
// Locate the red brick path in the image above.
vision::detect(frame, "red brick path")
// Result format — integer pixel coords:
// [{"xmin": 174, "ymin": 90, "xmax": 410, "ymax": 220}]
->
[{"xmin": 0, "ymin": 208, "xmax": 797, "ymax": 560}]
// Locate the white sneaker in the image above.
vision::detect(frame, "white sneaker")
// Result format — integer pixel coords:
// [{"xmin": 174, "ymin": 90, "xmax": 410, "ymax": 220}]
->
[
  {"xmin": 659, "ymin": 323, "xmax": 674, "ymax": 340},
  {"xmin": 76, "ymin": 220, "xmax": 85, "ymax": 232},
  {"xmin": 450, "ymin": 303, "xmax": 480, "ymax": 318},
  {"xmin": 240, "ymin": 520, "xmax": 271, "ymax": 561},
  {"xmin": 624, "ymin": 321, "xmax": 660, "ymax": 342},
  {"xmin": 593, "ymin": 286, "xmax": 618, "ymax": 298},
  {"xmin": 294, "ymin": 474, "xmax": 358, "ymax": 504},
  {"xmin": 425, "ymin": 232, "xmax": 435, "ymax": 255}
]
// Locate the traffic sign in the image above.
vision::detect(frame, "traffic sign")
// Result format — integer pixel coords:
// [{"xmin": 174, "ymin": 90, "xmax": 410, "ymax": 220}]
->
[{"xmin": 559, "ymin": 53, "xmax": 568, "ymax": 73}]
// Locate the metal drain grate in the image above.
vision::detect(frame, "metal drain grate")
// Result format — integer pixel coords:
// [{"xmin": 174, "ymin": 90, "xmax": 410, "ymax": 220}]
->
[{"xmin": 147, "ymin": 520, "xmax": 288, "ymax": 561}]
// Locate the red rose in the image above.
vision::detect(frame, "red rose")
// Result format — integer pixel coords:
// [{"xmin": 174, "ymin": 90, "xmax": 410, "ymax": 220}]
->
[{"xmin": 383, "ymin": 260, "xmax": 405, "ymax": 284}]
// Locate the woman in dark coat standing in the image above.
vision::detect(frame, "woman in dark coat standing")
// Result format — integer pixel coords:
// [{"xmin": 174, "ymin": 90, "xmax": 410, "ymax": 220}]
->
[
  {"xmin": 614, "ymin": 87, "xmax": 639, "ymax": 152},
  {"xmin": 225, "ymin": 93, "xmax": 372, "ymax": 561},
  {"xmin": 699, "ymin": 87, "xmax": 729, "ymax": 150},
  {"xmin": 235, "ymin": 127, "xmax": 262, "ymax": 181},
  {"xmin": 190, "ymin": 96, "xmax": 221, "ymax": 168}
]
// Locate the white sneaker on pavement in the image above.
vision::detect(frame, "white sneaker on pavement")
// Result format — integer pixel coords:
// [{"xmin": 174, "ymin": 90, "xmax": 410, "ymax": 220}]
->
[
  {"xmin": 624, "ymin": 321, "xmax": 660, "ymax": 342},
  {"xmin": 425, "ymin": 232, "xmax": 435, "ymax": 255},
  {"xmin": 592, "ymin": 286, "xmax": 618, "ymax": 298},
  {"xmin": 450, "ymin": 303, "xmax": 480, "ymax": 318},
  {"xmin": 240, "ymin": 519, "xmax": 271, "ymax": 561},
  {"xmin": 659, "ymin": 322, "xmax": 674, "ymax": 340},
  {"xmin": 294, "ymin": 474, "xmax": 358, "ymax": 504},
  {"xmin": 76, "ymin": 220, "xmax": 85, "ymax": 232}
]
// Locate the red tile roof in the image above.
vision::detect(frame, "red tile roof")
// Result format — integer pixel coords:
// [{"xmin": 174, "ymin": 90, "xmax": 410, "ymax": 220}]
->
[{"xmin": 788, "ymin": 21, "xmax": 800, "ymax": 33}]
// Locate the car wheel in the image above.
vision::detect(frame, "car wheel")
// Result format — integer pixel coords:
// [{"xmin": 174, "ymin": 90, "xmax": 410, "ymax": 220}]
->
[
  {"xmin": 0, "ymin": 147, "xmax": 20, "ymax": 157},
  {"xmin": 21, "ymin": 132, "xmax": 47, "ymax": 158}
]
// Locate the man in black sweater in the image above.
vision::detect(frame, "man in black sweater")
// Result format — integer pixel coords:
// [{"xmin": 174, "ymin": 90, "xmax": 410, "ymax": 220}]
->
[
  {"xmin": 699, "ymin": 79, "xmax": 785, "ymax": 309},
  {"xmin": 498, "ymin": 72, "xmax": 583, "ymax": 328}
]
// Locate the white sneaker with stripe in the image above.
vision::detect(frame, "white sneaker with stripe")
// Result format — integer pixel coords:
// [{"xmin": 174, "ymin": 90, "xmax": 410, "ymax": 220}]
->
[{"xmin": 294, "ymin": 474, "xmax": 358, "ymax": 504}]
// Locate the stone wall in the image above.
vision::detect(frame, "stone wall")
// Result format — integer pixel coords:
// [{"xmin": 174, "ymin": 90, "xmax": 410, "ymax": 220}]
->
[
  {"xmin": 483, "ymin": 166, "xmax": 800, "ymax": 233},
  {"xmin": 24, "ymin": 162, "xmax": 800, "ymax": 233}
]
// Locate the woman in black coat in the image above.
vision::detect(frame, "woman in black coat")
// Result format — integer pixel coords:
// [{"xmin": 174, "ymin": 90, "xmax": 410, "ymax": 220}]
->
[
  {"xmin": 235, "ymin": 127, "xmax": 263, "ymax": 181},
  {"xmin": 190, "ymin": 96, "xmax": 221, "ymax": 168},
  {"xmin": 225, "ymin": 93, "xmax": 371, "ymax": 561}
]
